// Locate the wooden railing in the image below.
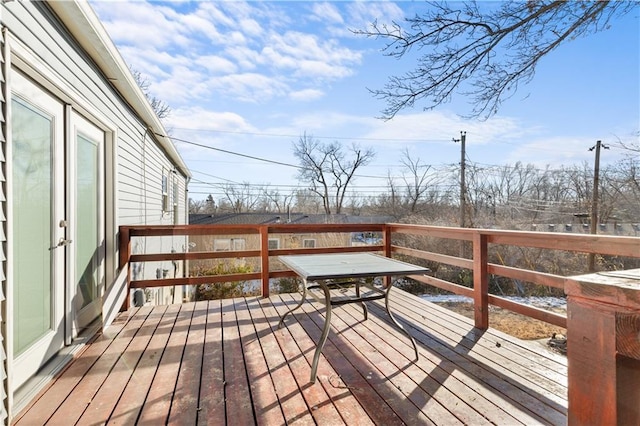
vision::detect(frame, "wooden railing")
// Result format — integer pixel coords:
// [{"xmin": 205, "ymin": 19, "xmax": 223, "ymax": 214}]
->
[
  {"xmin": 118, "ymin": 222, "xmax": 639, "ymax": 331},
  {"xmin": 119, "ymin": 223, "xmax": 387, "ymax": 308}
]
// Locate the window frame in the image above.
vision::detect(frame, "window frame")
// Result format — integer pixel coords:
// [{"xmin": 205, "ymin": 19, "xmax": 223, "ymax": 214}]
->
[
  {"xmin": 268, "ymin": 238, "xmax": 280, "ymax": 250},
  {"xmin": 213, "ymin": 239, "xmax": 231, "ymax": 252},
  {"xmin": 161, "ymin": 170, "xmax": 169, "ymax": 212}
]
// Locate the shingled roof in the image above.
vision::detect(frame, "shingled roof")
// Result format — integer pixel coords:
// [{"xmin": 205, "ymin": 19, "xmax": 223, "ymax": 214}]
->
[{"xmin": 189, "ymin": 212, "xmax": 393, "ymax": 225}]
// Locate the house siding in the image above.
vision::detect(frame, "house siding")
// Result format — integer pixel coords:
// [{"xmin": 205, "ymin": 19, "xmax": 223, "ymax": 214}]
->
[
  {"xmin": 0, "ymin": 18, "xmax": 8, "ymax": 426},
  {"xmin": 0, "ymin": 1, "xmax": 189, "ymax": 420}
]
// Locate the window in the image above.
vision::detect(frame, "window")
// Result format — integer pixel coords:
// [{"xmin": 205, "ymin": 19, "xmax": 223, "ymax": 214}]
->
[
  {"xmin": 268, "ymin": 238, "xmax": 280, "ymax": 250},
  {"xmin": 214, "ymin": 238, "xmax": 245, "ymax": 252},
  {"xmin": 173, "ymin": 179, "xmax": 179, "ymax": 208},
  {"xmin": 214, "ymin": 239, "xmax": 231, "ymax": 251},
  {"xmin": 161, "ymin": 171, "xmax": 169, "ymax": 212},
  {"xmin": 232, "ymin": 238, "xmax": 246, "ymax": 251},
  {"xmin": 303, "ymin": 239, "xmax": 316, "ymax": 248},
  {"xmin": 173, "ymin": 176, "xmax": 179, "ymax": 224}
]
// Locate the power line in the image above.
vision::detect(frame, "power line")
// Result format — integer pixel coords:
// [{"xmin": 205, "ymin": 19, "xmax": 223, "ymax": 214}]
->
[
  {"xmin": 188, "ymin": 181, "xmax": 457, "ymax": 193},
  {"xmin": 165, "ymin": 134, "xmax": 302, "ymax": 170},
  {"xmin": 173, "ymin": 134, "xmax": 637, "ymax": 207},
  {"xmin": 168, "ymin": 132, "xmax": 635, "ymax": 183},
  {"xmin": 167, "ymin": 126, "xmax": 640, "ymax": 154},
  {"xmin": 168, "ymin": 127, "xmax": 452, "ymax": 143},
  {"xmin": 189, "ymin": 165, "xmax": 457, "ymax": 189},
  {"xmin": 172, "ymin": 136, "xmax": 407, "ymax": 180}
]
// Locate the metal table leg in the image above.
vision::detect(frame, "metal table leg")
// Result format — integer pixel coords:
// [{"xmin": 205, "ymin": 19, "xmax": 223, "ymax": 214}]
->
[
  {"xmin": 384, "ymin": 281, "xmax": 419, "ymax": 361},
  {"xmin": 277, "ymin": 279, "xmax": 333, "ymax": 382},
  {"xmin": 355, "ymin": 281, "xmax": 368, "ymax": 320},
  {"xmin": 309, "ymin": 282, "xmax": 332, "ymax": 383},
  {"xmin": 277, "ymin": 278, "xmax": 308, "ymax": 329}
]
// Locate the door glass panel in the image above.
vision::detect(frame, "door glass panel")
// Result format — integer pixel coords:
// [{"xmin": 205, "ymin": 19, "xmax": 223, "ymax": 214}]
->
[
  {"xmin": 75, "ymin": 134, "xmax": 99, "ymax": 315},
  {"xmin": 12, "ymin": 98, "xmax": 53, "ymax": 356}
]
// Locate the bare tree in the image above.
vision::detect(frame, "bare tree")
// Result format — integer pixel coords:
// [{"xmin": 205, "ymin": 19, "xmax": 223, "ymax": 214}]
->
[
  {"xmin": 293, "ymin": 189, "xmax": 324, "ymax": 214},
  {"xmin": 600, "ymin": 158, "xmax": 640, "ymax": 225},
  {"xmin": 399, "ymin": 148, "xmax": 441, "ymax": 214},
  {"xmin": 354, "ymin": 1, "xmax": 636, "ymax": 119},
  {"xmin": 293, "ymin": 133, "xmax": 375, "ymax": 214},
  {"xmin": 189, "ymin": 194, "xmax": 216, "ymax": 214},
  {"xmin": 219, "ymin": 182, "xmax": 263, "ymax": 213},
  {"xmin": 189, "ymin": 198, "xmax": 207, "ymax": 214},
  {"xmin": 614, "ymin": 133, "xmax": 640, "ymax": 154},
  {"xmin": 262, "ymin": 187, "xmax": 295, "ymax": 213},
  {"xmin": 382, "ymin": 170, "xmax": 402, "ymax": 219},
  {"xmin": 131, "ymin": 69, "xmax": 171, "ymax": 120}
]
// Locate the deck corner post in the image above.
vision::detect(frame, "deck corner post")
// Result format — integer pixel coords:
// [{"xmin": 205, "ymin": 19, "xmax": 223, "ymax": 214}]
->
[
  {"xmin": 473, "ymin": 232, "xmax": 488, "ymax": 329},
  {"xmin": 565, "ymin": 270, "xmax": 640, "ymax": 426},
  {"xmin": 260, "ymin": 226, "xmax": 270, "ymax": 297},
  {"xmin": 119, "ymin": 226, "xmax": 131, "ymax": 311}
]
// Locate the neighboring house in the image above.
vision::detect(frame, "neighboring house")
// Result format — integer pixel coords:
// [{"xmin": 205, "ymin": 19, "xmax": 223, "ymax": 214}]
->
[
  {"xmin": 1, "ymin": 1, "xmax": 191, "ymax": 421},
  {"xmin": 188, "ymin": 213, "xmax": 391, "ymax": 273}
]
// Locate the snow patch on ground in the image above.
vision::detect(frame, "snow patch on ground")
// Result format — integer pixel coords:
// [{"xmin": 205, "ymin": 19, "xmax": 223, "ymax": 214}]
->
[{"xmin": 421, "ymin": 294, "xmax": 567, "ymax": 311}]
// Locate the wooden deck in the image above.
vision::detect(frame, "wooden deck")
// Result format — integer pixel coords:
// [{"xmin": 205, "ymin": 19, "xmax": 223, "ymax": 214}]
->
[{"xmin": 14, "ymin": 289, "xmax": 567, "ymax": 425}]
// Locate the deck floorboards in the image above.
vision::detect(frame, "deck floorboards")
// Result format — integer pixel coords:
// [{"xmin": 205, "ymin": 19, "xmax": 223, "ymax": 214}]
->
[{"xmin": 14, "ymin": 289, "xmax": 567, "ymax": 425}]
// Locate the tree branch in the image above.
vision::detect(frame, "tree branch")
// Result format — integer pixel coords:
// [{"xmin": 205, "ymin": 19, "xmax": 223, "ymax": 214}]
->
[{"xmin": 354, "ymin": 1, "xmax": 635, "ymax": 119}]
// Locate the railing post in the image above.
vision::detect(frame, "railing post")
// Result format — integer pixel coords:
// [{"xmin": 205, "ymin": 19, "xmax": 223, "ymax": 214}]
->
[
  {"xmin": 565, "ymin": 270, "xmax": 640, "ymax": 425},
  {"xmin": 383, "ymin": 224, "xmax": 391, "ymax": 258},
  {"xmin": 473, "ymin": 232, "xmax": 488, "ymax": 329},
  {"xmin": 119, "ymin": 226, "xmax": 131, "ymax": 311},
  {"xmin": 260, "ymin": 226, "xmax": 270, "ymax": 297},
  {"xmin": 383, "ymin": 224, "xmax": 392, "ymax": 288}
]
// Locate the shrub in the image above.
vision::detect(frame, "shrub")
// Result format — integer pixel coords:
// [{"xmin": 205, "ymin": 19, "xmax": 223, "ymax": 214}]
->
[{"xmin": 191, "ymin": 261, "xmax": 256, "ymax": 300}]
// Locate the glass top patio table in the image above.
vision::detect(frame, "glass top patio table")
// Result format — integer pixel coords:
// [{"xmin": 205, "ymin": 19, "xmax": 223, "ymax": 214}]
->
[
  {"xmin": 278, "ymin": 252, "xmax": 430, "ymax": 282},
  {"xmin": 277, "ymin": 252, "xmax": 430, "ymax": 383}
]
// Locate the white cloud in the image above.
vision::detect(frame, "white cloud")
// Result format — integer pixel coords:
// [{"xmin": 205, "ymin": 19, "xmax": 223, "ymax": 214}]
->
[
  {"xmin": 343, "ymin": 1, "xmax": 405, "ymax": 36},
  {"xmin": 169, "ymin": 107, "xmax": 253, "ymax": 132},
  {"xmin": 193, "ymin": 55, "xmax": 238, "ymax": 75},
  {"xmin": 261, "ymin": 31, "xmax": 362, "ymax": 79},
  {"xmin": 224, "ymin": 46, "xmax": 261, "ymax": 71},
  {"xmin": 195, "ymin": 2, "xmax": 237, "ymax": 29},
  {"xmin": 311, "ymin": 3, "xmax": 344, "ymax": 25},
  {"xmin": 93, "ymin": 1, "xmax": 367, "ymax": 107},
  {"xmin": 238, "ymin": 18, "xmax": 264, "ymax": 38},
  {"xmin": 153, "ymin": 67, "xmax": 212, "ymax": 104},
  {"xmin": 503, "ymin": 136, "xmax": 613, "ymax": 167},
  {"xmin": 180, "ymin": 12, "xmax": 223, "ymax": 43},
  {"xmin": 358, "ymin": 111, "xmax": 525, "ymax": 146},
  {"xmin": 206, "ymin": 73, "xmax": 289, "ymax": 102},
  {"xmin": 289, "ymin": 89, "xmax": 325, "ymax": 102},
  {"xmin": 92, "ymin": 2, "xmax": 193, "ymax": 48}
]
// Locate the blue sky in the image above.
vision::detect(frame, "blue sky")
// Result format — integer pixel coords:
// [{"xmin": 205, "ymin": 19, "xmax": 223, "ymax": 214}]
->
[{"xmin": 90, "ymin": 1, "xmax": 640, "ymax": 202}]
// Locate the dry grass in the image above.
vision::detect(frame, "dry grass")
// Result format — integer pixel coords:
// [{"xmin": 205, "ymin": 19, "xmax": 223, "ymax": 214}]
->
[{"xmin": 434, "ymin": 302, "xmax": 566, "ymax": 341}]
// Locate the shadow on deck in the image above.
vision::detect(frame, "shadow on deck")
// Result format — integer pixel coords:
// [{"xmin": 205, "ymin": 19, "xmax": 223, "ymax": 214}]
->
[{"xmin": 14, "ymin": 289, "xmax": 567, "ymax": 425}]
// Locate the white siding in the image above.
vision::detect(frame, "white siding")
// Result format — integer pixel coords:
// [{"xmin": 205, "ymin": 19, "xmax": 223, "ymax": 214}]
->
[{"xmin": 0, "ymin": 18, "xmax": 8, "ymax": 426}]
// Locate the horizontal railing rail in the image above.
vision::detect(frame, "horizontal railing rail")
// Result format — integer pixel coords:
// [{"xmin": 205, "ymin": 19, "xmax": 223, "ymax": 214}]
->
[{"xmin": 119, "ymin": 222, "xmax": 640, "ymax": 330}]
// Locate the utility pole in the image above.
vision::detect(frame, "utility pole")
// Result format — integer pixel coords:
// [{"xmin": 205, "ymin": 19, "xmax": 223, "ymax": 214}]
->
[
  {"xmin": 453, "ymin": 131, "xmax": 467, "ymax": 228},
  {"xmin": 587, "ymin": 140, "xmax": 609, "ymax": 271},
  {"xmin": 454, "ymin": 131, "xmax": 467, "ymax": 259}
]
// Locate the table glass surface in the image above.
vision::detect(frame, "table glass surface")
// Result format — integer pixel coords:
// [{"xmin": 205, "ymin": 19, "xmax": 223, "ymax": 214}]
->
[{"xmin": 278, "ymin": 253, "xmax": 429, "ymax": 281}]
